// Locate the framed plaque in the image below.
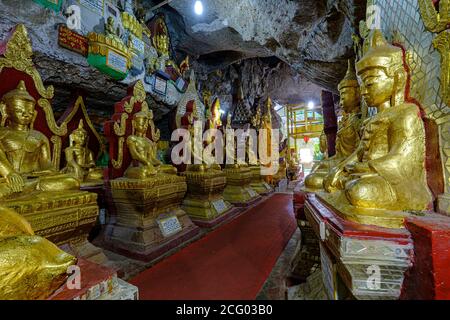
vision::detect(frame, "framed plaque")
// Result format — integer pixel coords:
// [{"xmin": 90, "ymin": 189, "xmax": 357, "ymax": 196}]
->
[
  {"xmin": 106, "ymin": 49, "xmax": 127, "ymax": 73},
  {"xmin": 157, "ymin": 215, "xmax": 182, "ymax": 238},
  {"xmin": 246, "ymin": 187, "xmax": 258, "ymax": 198},
  {"xmin": 212, "ymin": 199, "xmax": 227, "ymax": 214},
  {"xmin": 58, "ymin": 25, "xmax": 88, "ymax": 56},
  {"xmin": 130, "ymin": 34, "xmax": 145, "ymax": 54},
  {"xmin": 153, "ymin": 75, "xmax": 168, "ymax": 95}
]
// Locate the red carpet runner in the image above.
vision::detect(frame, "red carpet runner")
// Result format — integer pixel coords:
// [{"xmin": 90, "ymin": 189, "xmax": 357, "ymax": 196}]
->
[{"xmin": 130, "ymin": 193, "xmax": 296, "ymax": 300}]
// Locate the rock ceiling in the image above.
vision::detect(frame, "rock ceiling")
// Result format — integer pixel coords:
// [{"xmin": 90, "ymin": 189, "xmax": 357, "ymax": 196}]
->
[
  {"xmin": 0, "ymin": 0, "xmax": 366, "ymax": 120},
  {"xmin": 154, "ymin": 0, "xmax": 366, "ymax": 97}
]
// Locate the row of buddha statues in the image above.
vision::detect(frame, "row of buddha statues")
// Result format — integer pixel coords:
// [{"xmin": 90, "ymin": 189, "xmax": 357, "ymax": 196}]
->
[
  {"xmin": 303, "ymin": 29, "xmax": 434, "ymax": 228},
  {"xmin": 0, "ymin": 24, "xmax": 289, "ymax": 299}
]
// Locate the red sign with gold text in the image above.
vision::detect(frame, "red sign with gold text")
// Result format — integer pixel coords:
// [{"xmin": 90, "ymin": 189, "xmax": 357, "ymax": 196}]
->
[{"xmin": 58, "ymin": 25, "xmax": 88, "ymax": 56}]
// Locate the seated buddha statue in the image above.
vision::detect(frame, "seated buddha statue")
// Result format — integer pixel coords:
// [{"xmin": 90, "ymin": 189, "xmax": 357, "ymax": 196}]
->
[
  {"xmin": 124, "ymin": 110, "xmax": 176, "ymax": 179},
  {"xmin": 0, "ymin": 81, "xmax": 80, "ymax": 199},
  {"xmin": 323, "ymin": 30, "xmax": 433, "ymax": 212},
  {"xmin": 0, "ymin": 206, "xmax": 76, "ymax": 300},
  {"xmin": 305, "ymin": 60, "xmax": 362, "ymax": 189},
  {"xmin": 62, "ymin": 120, "xmax": 104, "ymax": 184}
]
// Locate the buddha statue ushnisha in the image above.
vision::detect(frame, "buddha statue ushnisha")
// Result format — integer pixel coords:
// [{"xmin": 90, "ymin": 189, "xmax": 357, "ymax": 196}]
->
[
  {"xmin": 305, "ymin": 60, "xmax": 362, "ymax": 189},
  {"xmin": 0, "ymin": 206, "xmax": 76, "ymax": 300},
  {"xmin": 62, "ymin": 120, "xmax": 104, "ymax": 184},
  {"xmin": 124, "ymin": 109, "xmax": 176, "ymax": 179},
  {"xmin": 323, "ymin": 30, "xmax": 433, "ymax": 216},
  {"xmin": 0, "ymin": 81, "xmax": 80, "ymax": 199}
]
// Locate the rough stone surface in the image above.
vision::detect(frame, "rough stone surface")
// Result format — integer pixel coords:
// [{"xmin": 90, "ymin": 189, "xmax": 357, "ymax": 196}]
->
[
  {"xmin": 0, "ymin": 0, "xmax": 365, "ymax": 124},
  {"xmin": 161, "ymin": 0, "xmax": 366, "ymax": 92}
]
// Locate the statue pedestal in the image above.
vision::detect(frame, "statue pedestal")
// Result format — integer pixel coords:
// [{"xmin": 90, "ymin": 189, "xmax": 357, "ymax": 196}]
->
[
  {"xmin": 48, "ymin": 259, "xmax": 138, "ymax": 300},
  {"xmin": 102, "ymin": 174, "xmax": 200, "ymax": 262},
  {"xmin": 3, "ymin": 190, "xmax": 106, "ymax": 264},
  {"xmin": 249, "ymin": 165, "xmax": 273, "ymax": 196},
  {"xmin": 223, "ymin": 167, "xmax": 261, "ymax": 206},
  {"xmin": 181, "ymin": 170, "xmax": 242, "ymax": 229},
  {"xmin": 304, "ymin": 193, "xmax": 413, "ymax": 300}
]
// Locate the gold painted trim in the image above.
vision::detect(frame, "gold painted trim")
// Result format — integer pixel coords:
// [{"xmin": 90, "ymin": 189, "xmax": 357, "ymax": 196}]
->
[
  {"xmin": 0, "ymin": 24, "xmax": 54, "ymax": 99},
  {"xmin": 59, "ymin": 96, "xmax": 106, "ymax": 150},
  {"xmin": 112, "ymin": 136, "xmax": 124, "ymax": 169},
  {"xmin": 418, "ymin": 0, "xmax": 450, "ymax": 33},
  {"xmin": 433, "ymin": 30, "xmax": 450, "ymax": 106}
]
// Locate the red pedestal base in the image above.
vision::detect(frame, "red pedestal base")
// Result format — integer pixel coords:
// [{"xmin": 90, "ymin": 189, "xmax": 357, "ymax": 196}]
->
[
  {"xmin": 401, "ymin": 214, "xmax": 450, "ymax": 300},
  {"xmin": 48, "ymin": 259, "xmax": 137, "ymax": 300}
]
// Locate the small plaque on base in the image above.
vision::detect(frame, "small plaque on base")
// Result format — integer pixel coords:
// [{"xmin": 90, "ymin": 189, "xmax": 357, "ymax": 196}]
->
[
  {"xmin": 157, "ymin": 215, "xmax": 182, "ymax": 238},
  {"xmin": 212, "ymin": 199, "xmax": 227, "ymax": 214},
  {"xmin": 246, "ymin": 187, "xmax": 258, "ymax": 198}
]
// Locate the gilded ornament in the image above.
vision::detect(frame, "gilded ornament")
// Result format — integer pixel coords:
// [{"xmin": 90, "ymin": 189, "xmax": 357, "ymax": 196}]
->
[{"xmin": 0, "ymin": 206, "xmax": 76, "ymax": 300}]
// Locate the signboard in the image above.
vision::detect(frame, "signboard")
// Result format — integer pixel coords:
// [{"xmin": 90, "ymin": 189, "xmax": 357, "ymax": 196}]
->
[
  {"xmin": 212, "ymin": 199, "xmax": 227, "ymax": 214},
  {"xmin": 246, "ymin": 187, "xmax": 258, "ymax": 198},
  {"xmin": 106, "ymin": 49, "xmax": 128, "ymax": 73},
  {"xmin": 130, "ymin": 35, "xmax": 145, "ymax": 55},
  {"xmin": 153, "ymin": 75, "xmax": 168, "ymax": 95},
  {"xmin": 157, "ymin": 216, "xmax": 182, "ymax": 238},
  {"xmin": 78, "ymin": 0, "xmax": 104, "ymax": 16},
  {"xmin": 175, "ymin": 77, "xmax": 186, "ymax": 91},
  {"xmin": 58, "ymin": 25, "xmax": 89, "ymax": 56}
]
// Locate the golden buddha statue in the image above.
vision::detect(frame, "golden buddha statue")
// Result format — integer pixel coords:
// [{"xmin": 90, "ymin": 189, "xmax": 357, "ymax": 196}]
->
[
  {"xmin": 305, "ymin": 60, "xmax": 362, "ymax": 190},
  {"xmin": 0, "ymin": 81, "xmax": 80, "ymax": 199},
  {"xmin": 0, "ymin": 206, "xmax": 76, "ymax": 300},
  {"xmin": 124, "ymin": 109, "xmax": 176, "ymax": 179},
  {"xmin": 62, "ymin": 120, "xmax": 104, "ymax": 185},
  {"xmin": 321, "ymin": 30, "xmax": 433, "ymax": 227},
  {"xmin": 319, "ymin": 130, "xmax": 328, "ymax": 158}
]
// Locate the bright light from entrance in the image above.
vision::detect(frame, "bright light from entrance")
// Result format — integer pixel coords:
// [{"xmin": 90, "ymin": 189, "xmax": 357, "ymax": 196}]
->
[
  {"xmin": 299, "ymin": 148, "xmax": 313, "ymax": 164},
  {"xmin": 307, "ymin": 101, "xmax": 314, "ymax": 109},
  {"xmin": 194, "ymin": 1, "xmax": 204, "ymax": 15}
]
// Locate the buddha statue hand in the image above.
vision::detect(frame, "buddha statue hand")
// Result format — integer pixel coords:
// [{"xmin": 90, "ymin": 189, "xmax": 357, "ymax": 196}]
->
[
  {"xmin": 324, "ymin": 165, "xmax": 346, "ymax": 192},
  {"xmin": 6, "ymin": 172, "xmax": 24, "ymax": 193}
]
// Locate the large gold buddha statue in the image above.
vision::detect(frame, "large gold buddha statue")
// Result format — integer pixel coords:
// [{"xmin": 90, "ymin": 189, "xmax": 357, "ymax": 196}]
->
[
  {"xmin": 321, "ymin": 30, "xmax": 433, "ymax": 227},
  {"xmin": 0, "ymin": 206, "xmax": 76, "ymax": 300},
  {"xmin": 125, "ymin": 109, "xmax": 176, "ymax": 179},
  {"xmin": 0, "ymin": 81, "xmax": 80, "ymax": 199},
  {"xmin": 62, "ymin": 120, "xmax": 104, "ymax": 186},
  {"xmin": 305, "ymin": 60, "xmax": 362, "ymax": 189}
]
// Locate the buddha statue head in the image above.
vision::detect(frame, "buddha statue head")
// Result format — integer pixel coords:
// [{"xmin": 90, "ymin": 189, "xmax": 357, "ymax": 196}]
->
[
  {"xmin": 356, "ymin": 30, "xmax": 407, "ymax": 110},
  {"xmin": 70, "ymin": 120, "xmax": 88, "ymax": 147},
  {"xmin": 1, "ymin": 81, "xmax": 36, "ymax": 128},
  {"xmin": 338, "ymin": 59, "xmax": 360, "ymax": 114},
  {"xmin": 132, "ymin": 110, "xmax": 150, "ymax": 135}
]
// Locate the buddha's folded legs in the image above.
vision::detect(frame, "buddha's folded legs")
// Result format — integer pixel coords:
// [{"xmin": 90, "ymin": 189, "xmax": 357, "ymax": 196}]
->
[
  {"xmin": 305, "ymin": 171, "xmax": 327, "ymax": 189},
  {"xmin": 36, "ymin": 174, "xmax": 80, "ymax": 192},
  {"xmin": 344, "ymin": 175, "xmax": 397, "ymax": 209},
  {"xmin": 86, "ymin": 168, "xmax": 104, "ymax": 181}
]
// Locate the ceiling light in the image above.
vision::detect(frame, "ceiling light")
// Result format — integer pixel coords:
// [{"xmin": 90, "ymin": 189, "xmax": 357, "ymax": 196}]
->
[
  {"xmin": 307, "ymin": 101, "xmax": 314, "ymax": 109},
  {"xmin": 194, "ymin": 1, "xmax": 204, "ymax": 15}
]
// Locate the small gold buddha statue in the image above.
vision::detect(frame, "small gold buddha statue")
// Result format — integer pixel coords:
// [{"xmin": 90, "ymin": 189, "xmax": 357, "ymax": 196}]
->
[
  {"xmin": 305, "ymin": 60, "xmax": 362, "ymax": 189},
  {"xmin": 62, "ymin": 120, "xmax": 104, "ymax": 185},
  {"xmin": 0, "ymin": 206, "xmax": 76, "ymax": 300},
  {"xmin": 124, "ymin": 110, "xmax": 176, "ymax": 179},
  {"xmin": 0, "ymin": 81, "xmax": 80, "ymax": 199},
  {"xmin": 322, "ymin": 30, "xmax": 433, "ymax": 218}
]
